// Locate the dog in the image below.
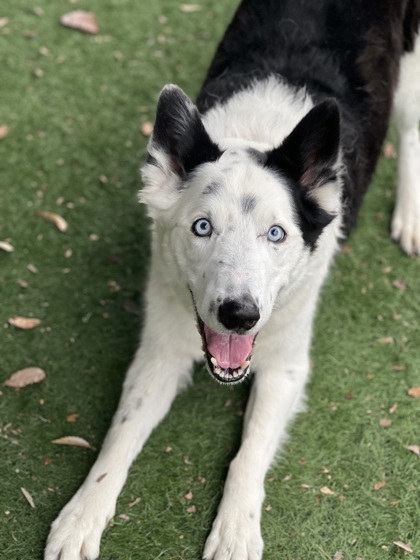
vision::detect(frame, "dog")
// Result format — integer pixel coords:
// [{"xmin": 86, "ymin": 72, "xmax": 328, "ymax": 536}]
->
[{"xmin": 45, "ymin": 1, "xmax": 420, "ymax": 558}]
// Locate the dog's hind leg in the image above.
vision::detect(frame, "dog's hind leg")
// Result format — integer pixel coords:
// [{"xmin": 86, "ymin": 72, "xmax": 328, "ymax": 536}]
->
[
  {"xmin": 45, "ymin": 265, "xmax": 200, "ymax": 560},
  {"xmin": 391, "ymin": 32, "xmax": 420, "ymax": 255}
]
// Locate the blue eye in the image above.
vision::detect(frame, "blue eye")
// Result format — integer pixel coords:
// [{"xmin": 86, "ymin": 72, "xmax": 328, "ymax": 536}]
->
[
  {"xmin": 267, "ymin": 225, "xmax": 286, "ymax": 243},
  {"xmin": 193, "ymin": 218, "xmax": 213, "ymax": 237}
]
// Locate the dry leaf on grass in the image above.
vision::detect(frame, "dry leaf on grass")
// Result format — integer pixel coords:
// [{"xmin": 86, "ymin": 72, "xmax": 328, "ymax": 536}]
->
[
  {"xmin": 180, "ymin": 4, "xmax": 202, "ymax": 13},
  {"xmin": 27, "ymin": 263, "xmax": 38, "ymax": 274},
  {"xmin": 8, "ymin": 316, "xmax": 41, "ymax": 330},
  {"xmin": 0, "ymin": 240, "xmax": 14, "ymax": 252},
  {"xmin": 107, "ymin": 280, "xmax": 121, "ymax": 293},
  {"xmin": 405, "ymin": 445, "xmax": 420, "ymax": 456},
  {"xmin": 140, "ymin": 121, "xmax": 153, "ymax": 137},
  {"xmin": 66, "ymin": 413, "xmax": 79, "ymax": 423},
  {"xmin": 3, "ymin": 367, "xmax": 46, "ymax": 388},
  {"xmin": 383, "ymin": 142, "xmax": 397, "ymax": 158},
  {"xmin": 392, "ymin": 278, "xmax": 406, "ymax": 291},
  {"xmin": 128, "ymin": 497, "xmax": 141, "ymax": 508},
  {"xmin": 21, "ymin": 487, "xmax": 36, "ymax": 508},
  {"xmin": 408, "ymin": 387, "xmax": 420, "ymax": 398},
  {"xmin": 187, "ymin": 505, "xmax": 196, "ymax": 513},
  {"xmin": 36, "ymin": 210, "xmax": 68, "ymax": 232},
  {"xmin": 0, "ymin": 17, "xmax": 9, "ymax": 28},
  {"xmin": 379, "ymin": 418, "xmax": 392, "ymax": 428},
  {"xmin": 0, "ymin": 124, "xmax": 9, "ymax": 139},
  {"xmin": 378, "ymin": 337, "xmax": 394, "ymax": 344},
  {"xmin": 393, "ymin": 541, "xmax": 413, "ymax": 553},
  {"xmin": 320, "ymin": 486, "xmax": 335, "ymax": 496},
  {"xmin": 374, "ymin": 480, "xmax": 386, "ymax": 491},
  {"xmin": 52, "ymin": 436, "xmax": 93, "ymax": 449},
  {"xmin": 334, "ymin": 552, "xmax": 344, "ymax": 560},
  {"xmin": 60, "ymin": 11, "xmax": 99, "ymax": 34}
]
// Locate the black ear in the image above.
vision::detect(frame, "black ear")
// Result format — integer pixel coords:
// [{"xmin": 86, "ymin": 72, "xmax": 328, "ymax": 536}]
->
[
  {"xmin": 151, "ymin": 84, "xmax": 221, "ymax": 176},
  {"xmin": 266, "ymin": 100, "xmax": 341, "ymax": 249},
  {"xmin": 266, "ymin": 99, "xmax": 340, "ymax": 189}
]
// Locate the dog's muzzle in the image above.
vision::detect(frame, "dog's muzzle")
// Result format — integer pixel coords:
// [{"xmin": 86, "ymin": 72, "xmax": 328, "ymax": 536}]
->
[{"xmin": 192, "ymin": 293, "xmax": 257, "ymax": 384}]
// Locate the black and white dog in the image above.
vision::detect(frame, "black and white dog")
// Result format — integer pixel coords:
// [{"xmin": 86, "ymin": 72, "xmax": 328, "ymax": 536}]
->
[{"xmin": 46, "ymin": 1, "xmax": 420, "ymax": 559}]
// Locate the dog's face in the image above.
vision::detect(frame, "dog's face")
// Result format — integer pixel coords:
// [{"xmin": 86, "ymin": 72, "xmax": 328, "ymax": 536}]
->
[{"xmin": 141, "ymin": 85, "xmax": 341, "ymax": 383}]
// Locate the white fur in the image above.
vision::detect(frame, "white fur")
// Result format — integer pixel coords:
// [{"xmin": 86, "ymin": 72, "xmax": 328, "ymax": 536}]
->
[
  {"xmin": 392, "ymin": 33, "xmax": 420, "ymax": 255},
  {"xmin": 203, "ymin": 77, "xmax": 314, "ymax": 145},
  {"xmin": 45, "ymin": 36, "xmax": 419, "ymax": 557}
]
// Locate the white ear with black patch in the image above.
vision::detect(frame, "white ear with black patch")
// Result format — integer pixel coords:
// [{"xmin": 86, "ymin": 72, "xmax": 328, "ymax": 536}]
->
[
  {"xmin": 140, "ymin": 84, "xmax": 221, "ymax": 211},
  {"xmin": 266, "ymin": 99, "xmax": 342, "ymax": 248}
]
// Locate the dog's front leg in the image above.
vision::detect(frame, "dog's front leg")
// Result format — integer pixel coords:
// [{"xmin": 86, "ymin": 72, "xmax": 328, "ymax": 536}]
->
[
  {"xmin": 45, "ymin": 271, "xmax": 199, "ymax": 560},
  {"xmin": 203, "ymin": 324, "xmax": 311, "ymax": 560},
  {"xmin": 391, "ymin": 33, "xmax": 420, "ymax": 255}
]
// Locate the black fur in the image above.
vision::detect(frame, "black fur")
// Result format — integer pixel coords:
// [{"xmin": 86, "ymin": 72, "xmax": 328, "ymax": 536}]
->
[
  {"xmin": 196, "ymin": 0, "xmax": 420, "ymax": 237},
  {"xmin": 265, "ymin": 100, "xmax": 340, "ymax": 249},
  {"xmin": 152, "ymin": 85, "xmax": 222, "ymax": 177}
]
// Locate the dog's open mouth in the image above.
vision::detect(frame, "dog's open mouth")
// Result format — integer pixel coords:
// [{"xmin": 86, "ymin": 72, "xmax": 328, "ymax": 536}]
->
[{"xmin": 196, "ymin": 314, "xmax": 255, "ymax": 384}]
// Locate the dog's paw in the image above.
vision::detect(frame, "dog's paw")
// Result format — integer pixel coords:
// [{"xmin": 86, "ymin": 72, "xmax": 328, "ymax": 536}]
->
[
  {"xmin": 391, "ymin": 202, "xmax": 420, "ymax": 256},
  {"xmin": 45, "ymin": 489, "xmax": 113, "ymax": 560},
  {"xmin": 203, "ymin": 507, "xmax": 263, "ymax": 560}
]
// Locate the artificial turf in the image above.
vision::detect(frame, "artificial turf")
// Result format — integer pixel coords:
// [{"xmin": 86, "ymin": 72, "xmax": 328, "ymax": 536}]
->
[{"xmin": 0, "ymin": 1, "xmax": 419, "ymax": 559}]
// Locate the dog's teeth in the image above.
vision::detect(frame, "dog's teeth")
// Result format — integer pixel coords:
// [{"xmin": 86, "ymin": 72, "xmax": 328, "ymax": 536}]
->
[
  {"xmin": 210, "ymin": 357, "xmax": 218, "ymax": 367},
  {"xmin": 241, "ymin": 361, "xmax": 250, "ymax": 370},
  {"xmin": 236, "ymin": 368, "xmax": 243, "ymax": 377}
]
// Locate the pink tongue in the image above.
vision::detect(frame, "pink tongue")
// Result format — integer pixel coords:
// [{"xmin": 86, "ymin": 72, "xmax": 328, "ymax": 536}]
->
[{"xmin": 204, "ymin": 325, "xmax": 254, "ymax": 369}]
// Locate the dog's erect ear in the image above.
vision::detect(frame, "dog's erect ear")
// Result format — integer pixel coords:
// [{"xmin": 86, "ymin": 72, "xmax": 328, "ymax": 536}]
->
[
  {"xmin": 266, "ymin": 100, "xmax": 341, "ymax": 249},
  {"xmin": 140, "ymin": 85, "xmax": 221, "ymax": 212},
  {"xmin": 152, "ymin": 84, "xmax": 221, "ymax": 176},
  {"xmin": 266, "ymin": 99, "xmax": 340, "ymax": 191}
]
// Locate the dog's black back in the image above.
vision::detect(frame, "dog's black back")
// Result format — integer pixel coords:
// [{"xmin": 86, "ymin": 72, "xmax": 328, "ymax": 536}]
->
[{"xmin": 197, "ymin": 0, "xmax": 420, "ymax": 235}]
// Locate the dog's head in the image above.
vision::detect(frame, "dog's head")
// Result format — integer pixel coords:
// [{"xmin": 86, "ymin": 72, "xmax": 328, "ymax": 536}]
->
[{"xmin": 140, "ymin": 85, "xmax": 341, "ymax": 384}]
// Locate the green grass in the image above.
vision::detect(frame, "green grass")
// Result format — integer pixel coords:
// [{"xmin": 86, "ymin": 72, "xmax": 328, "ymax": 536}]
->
[{"xmin": 1, "ymin": 1, "xmax": 419, "ymax": 559}]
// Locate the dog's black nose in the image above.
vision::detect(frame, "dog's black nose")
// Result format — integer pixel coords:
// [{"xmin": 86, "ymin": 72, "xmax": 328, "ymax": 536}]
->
[{"xmin": 218, "ymin": 296, "xmax": 260, "ymax": 331}]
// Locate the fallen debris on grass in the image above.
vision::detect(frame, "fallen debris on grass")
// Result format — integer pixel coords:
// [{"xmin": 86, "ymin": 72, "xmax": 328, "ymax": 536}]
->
[
  {"xmin": 320, "ymin": 486, "xmax": 335, "ymax": 496},
  {"xmin": 0, "ymin": 124, "xmax": 9, "ymax": 139},
  {"xmin": 0, "ymin": 240, "xmax": 14, "ymax": 252},
  {"xmin": 408, "ymin": 387, "xmax": 420, "ymax": 398},
  {"xmin": 3, "ymin": 367, "xmax": 46, "ymax": 388},
  {"xmin": 21, "ymin": 487, "xmax": 36, "ymax": 509},
  {"xmin": 60, "ymin": 11, "xmax": 99, "ymax": 34},
  {"xmin": 52, "ymin": 436, "xmax": 94, "ymax": 449},
  {"xmin": 8, "ymin": 316, "xmax": 41, "ymax": 330},
  {"xmin": 393, "ymin": 541, "xmax": 413, "ymax": 553},
  {"xmin": 180, "ymin": 4, "xmax": 202, "ymax": 13},
  {"xmin": 405, "ymin": 445, "xmax": 420, "ymax": 456},
  {"xmin": 36, "ymin": 210, "xmax": 68, "ymax": 232}
]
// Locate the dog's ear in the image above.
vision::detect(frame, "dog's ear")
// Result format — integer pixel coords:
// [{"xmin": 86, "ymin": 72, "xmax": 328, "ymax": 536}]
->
[
  {"xmin": 140, "ymin": 85, "xmax": 221, "ymax": 211},
  {"xmin": 266, "ymin": 99, "xmax": 341, "ymax": 248}
]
